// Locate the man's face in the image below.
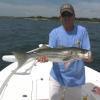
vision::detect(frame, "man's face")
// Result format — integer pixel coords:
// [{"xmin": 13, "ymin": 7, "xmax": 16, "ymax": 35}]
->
[{"xmin": 61, "ymin": 11, "xmax": 75, "ymax": 28}]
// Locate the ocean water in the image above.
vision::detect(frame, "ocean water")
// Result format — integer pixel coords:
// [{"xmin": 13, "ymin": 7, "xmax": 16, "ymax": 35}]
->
[{"xmin": 0, "ymin": 18, "xmax": 100, "ymax": 71}]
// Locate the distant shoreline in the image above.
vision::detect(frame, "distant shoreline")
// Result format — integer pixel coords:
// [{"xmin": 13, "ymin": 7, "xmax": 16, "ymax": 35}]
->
[{"xmin": 0, "ymin": 16, "xmax": 100, "ymax": 22}]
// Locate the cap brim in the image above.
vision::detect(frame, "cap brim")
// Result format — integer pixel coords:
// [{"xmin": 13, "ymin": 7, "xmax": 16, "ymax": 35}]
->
[{"xmin": 60, "ymin": 9, "xmax": 73, "ymax": 14}]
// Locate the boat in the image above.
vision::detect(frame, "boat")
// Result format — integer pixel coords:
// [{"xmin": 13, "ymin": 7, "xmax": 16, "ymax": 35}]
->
[{"xmin": 0, "ymin": 44, "xmax": 100, "ymax": 100}]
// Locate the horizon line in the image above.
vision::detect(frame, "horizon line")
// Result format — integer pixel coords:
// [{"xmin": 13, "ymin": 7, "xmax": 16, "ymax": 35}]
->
[{"xmin": 0, "ymin": 16, "xmax": 100, "ymax": 19}]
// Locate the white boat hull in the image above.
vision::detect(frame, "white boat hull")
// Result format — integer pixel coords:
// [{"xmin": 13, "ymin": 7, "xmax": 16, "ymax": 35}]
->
[{"xmin": 0, "ymin": 58, "xmax": 100, "ymax": 100}]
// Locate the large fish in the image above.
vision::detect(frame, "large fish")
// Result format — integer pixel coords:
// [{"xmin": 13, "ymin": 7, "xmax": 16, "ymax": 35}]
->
[{"xmin": 13, "ymin": 44, "xmax": 89, "ymax": 66}]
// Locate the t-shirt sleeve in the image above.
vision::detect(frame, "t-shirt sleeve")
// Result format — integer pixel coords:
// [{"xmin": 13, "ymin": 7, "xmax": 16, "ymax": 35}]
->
[
  {"xmin": 81, "ymin": 28, "xmax": 91, "ymax": 51},
  {"xmin": 48, "ymin": 29, "xmax": 57, "ymax": 48}
]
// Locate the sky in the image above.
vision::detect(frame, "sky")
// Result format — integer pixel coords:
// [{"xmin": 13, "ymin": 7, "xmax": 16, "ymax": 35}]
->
[{"xmin": 0, "ymin": 0, "xmax": 100, "ymax": 18}]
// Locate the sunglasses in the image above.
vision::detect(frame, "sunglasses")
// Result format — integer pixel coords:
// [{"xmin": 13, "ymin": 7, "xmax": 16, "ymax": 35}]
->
[{"xmin": 61, "ymin": 11, "xmax": 73, "ymax": 17}]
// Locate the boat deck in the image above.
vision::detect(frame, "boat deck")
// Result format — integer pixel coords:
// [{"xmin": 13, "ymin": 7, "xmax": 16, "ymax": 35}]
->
[{"xmin": 0, "ymin": 61, "xmax": 100, "ymax": 100}]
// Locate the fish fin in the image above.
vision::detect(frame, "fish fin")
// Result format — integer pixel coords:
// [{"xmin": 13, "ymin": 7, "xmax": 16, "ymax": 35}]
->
[
  {"xmin": 63, "ymin": 59, "xmax": 75, "ymax": 69},
  {"xmin": 27, "ymin": 44, "xmax": 48, "ymax": 53},
  {"xmin": 13, "ymin": 52, "xmax": 28, "ymax": 67},
  {"xmin": 27, "ymin": 47, "xmax": 40, "ymax": 53},
  {"xmin": 33, "ymin": 60, "xmax": 38, "ymax": 66},
  {"xmin": 39, "ymin": 44, "xmax": 48, "ymax": 48},
  {"xmin": 64, "ymin": 59, "xmax": 76, "ymax": 64},
  {"xmin": 63, "ymin": 57, "xmax": 71, "ymax": 61},
  {"xmin": 64, "ymin": 61, "xmax": 71, "ymax": 69}
]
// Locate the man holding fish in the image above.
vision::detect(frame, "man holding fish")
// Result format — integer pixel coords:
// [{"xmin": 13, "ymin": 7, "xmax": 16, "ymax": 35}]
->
[{"xmin": 38, "ymin": 3, "xmax": 92, "ymax": 100}]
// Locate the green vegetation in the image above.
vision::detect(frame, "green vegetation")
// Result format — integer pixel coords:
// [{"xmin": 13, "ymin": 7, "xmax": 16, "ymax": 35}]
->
[
  {"xmin": 75, "ymin": 18, "xmax": 100, "ymax": 22},
  {"xmin": 0, "ymin": 16, "xmax": 100, "ymax": 22}
]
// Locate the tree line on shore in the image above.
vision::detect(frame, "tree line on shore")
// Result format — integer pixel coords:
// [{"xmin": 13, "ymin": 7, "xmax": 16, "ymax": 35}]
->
[{"xmin": 0, "ymin": 16, "xmax": 100, "ymax": 22}]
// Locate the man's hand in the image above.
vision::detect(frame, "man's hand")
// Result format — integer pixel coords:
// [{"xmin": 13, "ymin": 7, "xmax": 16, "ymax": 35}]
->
[
  {"xmin": 83, "ymin": 51, "xmax": 92, "ymax": 63},
  {"xmin": 37, "ymin": 56, "xmax": 48, "ymax": 62}
]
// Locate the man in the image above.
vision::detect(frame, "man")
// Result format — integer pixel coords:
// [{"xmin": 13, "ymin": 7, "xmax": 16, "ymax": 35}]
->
[{"xmin": 38, "ymin": 3, "xmax": 92, "ymax": 100}]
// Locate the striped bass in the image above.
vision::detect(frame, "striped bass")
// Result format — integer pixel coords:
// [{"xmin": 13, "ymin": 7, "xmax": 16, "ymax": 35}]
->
[{"xmin": 13, "ymin": 44, "xmax": 89, "ymax": 66}]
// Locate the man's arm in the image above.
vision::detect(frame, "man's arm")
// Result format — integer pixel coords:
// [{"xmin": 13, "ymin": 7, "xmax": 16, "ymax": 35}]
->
[{"xmin": 81, "ymin": 28, "xmax": 92, "ymax": 63}]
